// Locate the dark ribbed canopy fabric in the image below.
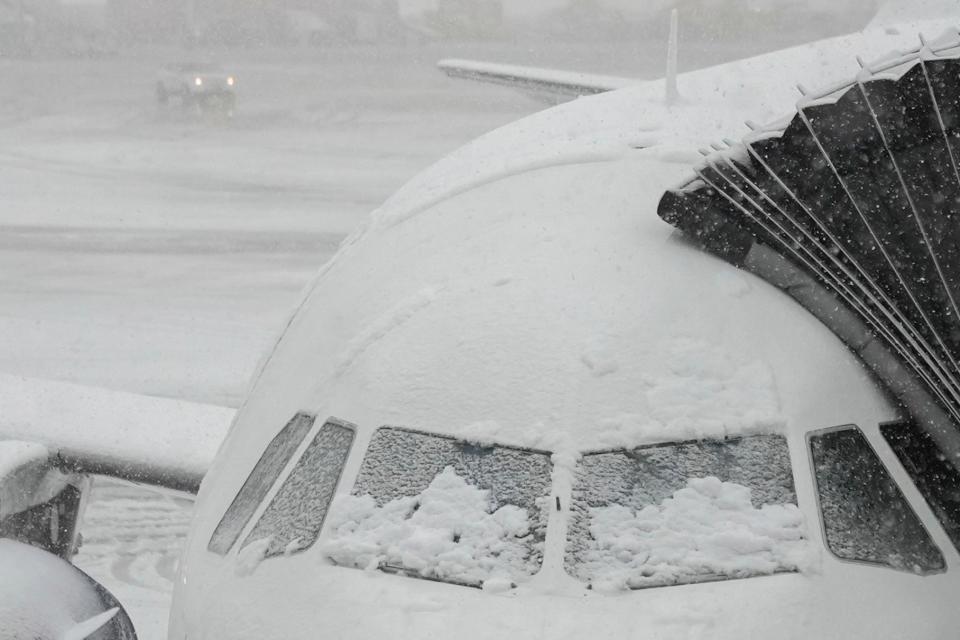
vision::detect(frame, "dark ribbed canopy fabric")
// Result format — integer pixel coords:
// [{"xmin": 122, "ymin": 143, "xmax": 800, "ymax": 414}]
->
[{"xmin": 658, "ymin": 35, "xmax": 960, "ymax": 451}]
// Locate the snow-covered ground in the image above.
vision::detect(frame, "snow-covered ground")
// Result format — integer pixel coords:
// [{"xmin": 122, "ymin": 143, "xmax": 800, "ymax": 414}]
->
[{"xmin": 0, "ymin": 37, "xmax": 819, "ymax": 638}]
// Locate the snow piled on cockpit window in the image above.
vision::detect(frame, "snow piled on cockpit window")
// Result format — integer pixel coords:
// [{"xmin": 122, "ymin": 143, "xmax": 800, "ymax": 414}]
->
[
  {"xmin": 323, "ymin": 466, "xmax": 538, "ymax": 590},
  {"xmin": 579, "ymin": 477, "xmax": 807, "ymax": 591}
]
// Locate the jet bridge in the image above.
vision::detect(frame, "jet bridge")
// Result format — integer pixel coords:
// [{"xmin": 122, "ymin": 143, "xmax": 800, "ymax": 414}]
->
[{"xmin": 657, "ymin": 31, "xmax": 960, "ymax": 466}]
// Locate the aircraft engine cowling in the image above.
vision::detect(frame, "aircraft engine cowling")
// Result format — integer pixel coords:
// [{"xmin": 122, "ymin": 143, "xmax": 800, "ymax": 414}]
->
[
  {"xmin": 0, "ymin": 442, "xmax": 137, "ymax": 639},
  {"xmin": 0, "ymin": 538, "xmax": 137, "ymax": 640}
]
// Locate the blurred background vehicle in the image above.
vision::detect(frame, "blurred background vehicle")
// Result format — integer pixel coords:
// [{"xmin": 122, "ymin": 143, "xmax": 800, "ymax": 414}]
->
[{"xmin": 156, "ymin": 62, "xmax": 236, "ymax": 115}]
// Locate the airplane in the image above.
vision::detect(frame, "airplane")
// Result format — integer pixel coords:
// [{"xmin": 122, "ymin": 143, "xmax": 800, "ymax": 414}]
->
[{"xmin": 2, "ymin": 1, "xmax": 960, "ymax": 638}]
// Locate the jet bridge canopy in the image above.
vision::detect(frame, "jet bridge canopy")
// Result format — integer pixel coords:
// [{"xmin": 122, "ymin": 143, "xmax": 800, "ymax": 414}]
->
[{"xmin": 657, "ymin": 32, "xmax": 960, "ymax": 472}]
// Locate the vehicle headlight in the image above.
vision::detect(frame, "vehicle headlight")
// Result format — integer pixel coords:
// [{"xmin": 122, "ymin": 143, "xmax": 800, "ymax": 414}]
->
[
  {"xmin": 194, "ymin": 77, "xmax": 203, "ymax": 86},
  {"xmin": 226, "ymin": 76, "xmax": 235, "ymax": 86}
]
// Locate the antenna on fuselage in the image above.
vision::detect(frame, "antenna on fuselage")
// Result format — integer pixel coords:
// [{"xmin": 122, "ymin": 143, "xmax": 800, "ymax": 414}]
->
[{"xmin": 665, "ymin": 8, "xmax": 680, "ymax": 104}]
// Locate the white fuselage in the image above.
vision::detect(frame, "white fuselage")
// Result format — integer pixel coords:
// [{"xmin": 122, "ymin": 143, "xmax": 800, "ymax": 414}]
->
[{"xmin": 168, "ymin": 18, "xmax": 960, "ymax": 640}]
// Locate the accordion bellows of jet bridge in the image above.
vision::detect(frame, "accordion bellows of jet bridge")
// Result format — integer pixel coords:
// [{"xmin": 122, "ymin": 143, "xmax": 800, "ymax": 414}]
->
[{"xmin": 658, "ymin": 31, "xmax": 960, "ymax": 466}]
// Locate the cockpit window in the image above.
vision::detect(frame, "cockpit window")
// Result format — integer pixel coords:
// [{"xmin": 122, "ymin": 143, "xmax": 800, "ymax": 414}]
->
[
  {"xmin": 810, "ymin": 426, "xmax": 945, "ymax": 573},
  {"xmin": 208, "ymin": 412, "xmax": 316, "ymax": 555},
  {"xmin": 241, "ymin": 419, "xmax": 355, "ymax": 558},
  {"xmin": 881, "ymin": 419, "xmax": 960, "ymax": 553},
  {"xmin": 322, "ymin": 427, "xmax": 552, "ymax": 590},
  {"xmin": 566, "ymin": 434, "xmax": 804, "ymax": 590}
]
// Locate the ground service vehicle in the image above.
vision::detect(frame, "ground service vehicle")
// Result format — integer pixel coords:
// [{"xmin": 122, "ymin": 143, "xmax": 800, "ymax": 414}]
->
[{"xmin": 156, "ymin": 62, "xmax": 236, "ymax": 116}]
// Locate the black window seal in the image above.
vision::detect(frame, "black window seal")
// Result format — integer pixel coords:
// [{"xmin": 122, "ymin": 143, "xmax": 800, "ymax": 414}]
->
[{"xmin": 806, "ymin": 423, "xmax": 946, "ymax": 576}]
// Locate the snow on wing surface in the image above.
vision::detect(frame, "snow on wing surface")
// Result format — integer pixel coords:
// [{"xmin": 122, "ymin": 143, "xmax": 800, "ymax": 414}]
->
[
  {"xmin": 437, "ymin": 59, "xmax": 633, "ymax": 99},
  {"xmin": 0, "ymin": 373, "xmax": 234, "ymax": 493}
]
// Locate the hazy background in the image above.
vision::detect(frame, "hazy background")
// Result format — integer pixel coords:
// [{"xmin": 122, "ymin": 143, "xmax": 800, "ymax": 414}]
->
[
  {"xmin": 1, "ymin": 1, "xmax": 883, "ymax": 637},
  {"xmin": 4, "ymin": 0, "xmax": 876, "ymax": 60}
]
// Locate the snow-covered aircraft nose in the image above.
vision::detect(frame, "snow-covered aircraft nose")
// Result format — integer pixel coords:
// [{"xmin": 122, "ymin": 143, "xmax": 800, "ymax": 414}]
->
[
  {"xmin": 170, "ymin": 130, "xmax": 958, "ymax": 638},
  {"xmin": 169, "ymin": 7, "xmax": 960, "ymax": 631}
]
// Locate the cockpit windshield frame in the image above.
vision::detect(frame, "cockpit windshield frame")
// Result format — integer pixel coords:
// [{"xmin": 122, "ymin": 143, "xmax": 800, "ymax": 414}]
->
[
  {"xmin": 566, "ymin": 433, "xmax": 803, "ymax": 590},
  {"xmin": 322, "ymin": 425, "xmax": 554, "ymax": 589}
]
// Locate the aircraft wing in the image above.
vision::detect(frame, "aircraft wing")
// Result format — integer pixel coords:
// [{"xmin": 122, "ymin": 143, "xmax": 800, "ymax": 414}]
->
[
  {"xmin": 0, "ymin": 373, "xmax": 234, "ymax": 494},
  {"xmin": 437, "ymin": 58, "xmax": 634, "ymax": 101}
]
